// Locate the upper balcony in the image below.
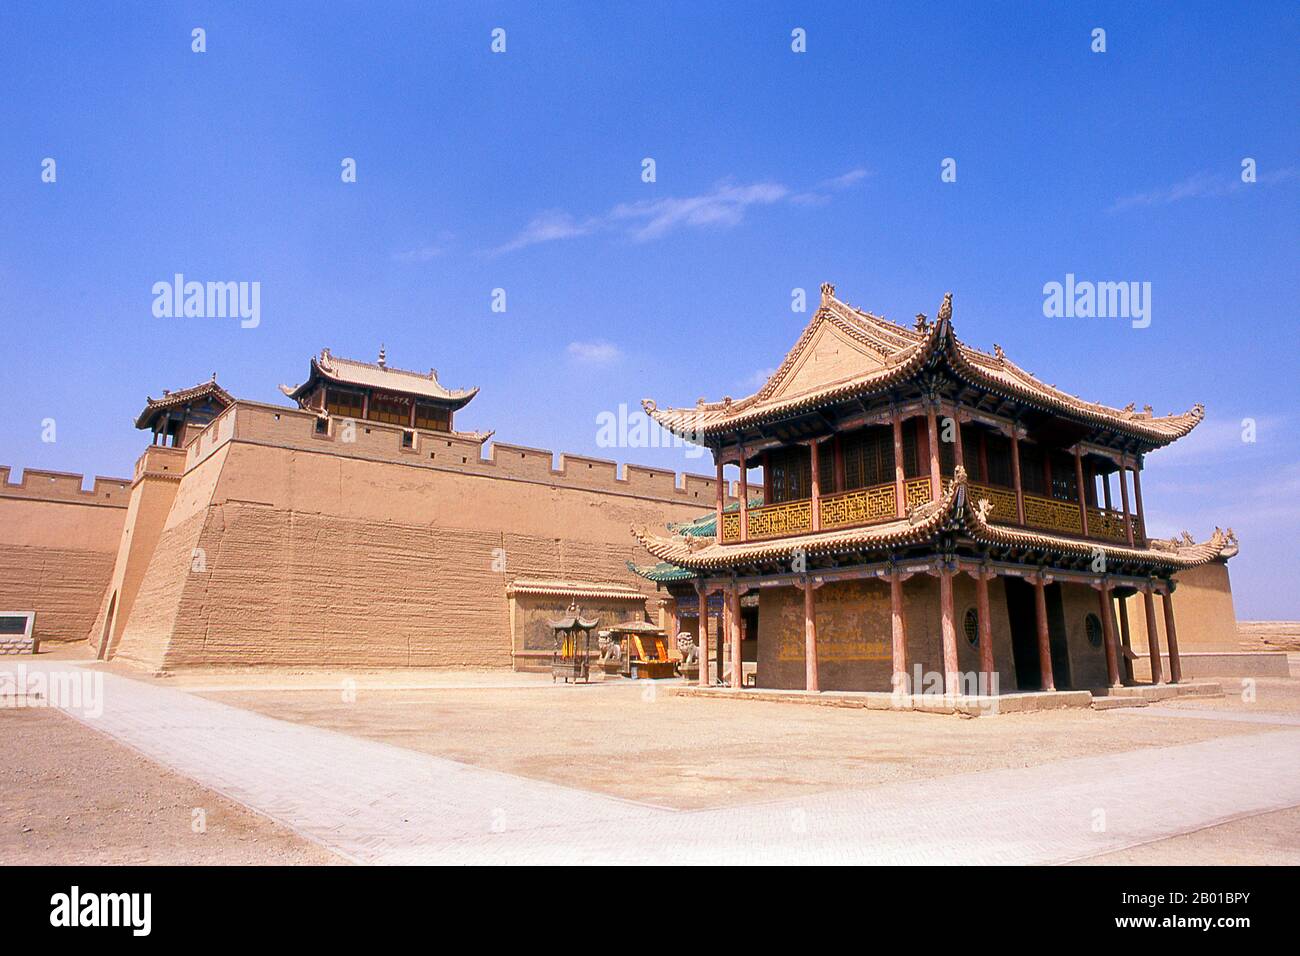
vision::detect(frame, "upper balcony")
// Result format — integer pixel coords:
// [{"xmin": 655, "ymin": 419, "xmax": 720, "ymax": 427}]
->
[{"xmin": 718, "ymin": 477, "xmax": 1137, "ymax": 546}]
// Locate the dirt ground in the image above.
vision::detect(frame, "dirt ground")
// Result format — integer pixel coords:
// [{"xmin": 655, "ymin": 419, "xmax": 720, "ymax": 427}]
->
[
  {"xmin": 8, "ymin": 643, "xmax": 1299, "ymax": 864},
  {"xmin": 187, "ymin": 678, "xmax": 1279, "ymax": 811},
  {"xmin": 0, "ymin": 706, "xmax": 341, "ymax": 865},
  {"xmin": 1076, "ymin": 805, "xmax": 1300, "ymax": 865}
]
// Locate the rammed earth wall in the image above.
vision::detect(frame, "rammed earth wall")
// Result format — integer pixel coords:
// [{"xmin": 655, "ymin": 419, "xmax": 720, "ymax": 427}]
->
[
  {"xmin": 104, "ymin": 402, "xmax": 751, "ymax": 671},
  {"xmin": 0, "ymin": 467, "xmax": 129, "ymax": 645}
]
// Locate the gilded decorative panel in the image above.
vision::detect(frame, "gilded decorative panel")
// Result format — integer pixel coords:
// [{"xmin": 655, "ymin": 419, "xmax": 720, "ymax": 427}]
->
[
  {"xmin": 819, "ymin": 483, "xmax": 896, "ymax": 530},
  {"xmin": 719, "ymin": 511, "xmax": 740, "ymax": 543},
  {"xmin": 747, "ymin": 498, "xmax": 812, "ymax": 540},
  {"xmin": 1023, "ymin": 493, "xmax": 1084, "ymax": 535},
  {"xmin": 905, "ymin": 477, "xmax": 932, "ymax": 510}
]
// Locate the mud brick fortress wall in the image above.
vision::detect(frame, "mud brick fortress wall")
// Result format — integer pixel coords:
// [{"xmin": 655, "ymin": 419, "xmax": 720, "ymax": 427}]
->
[
  {"xmin": 0, "ymin": 467, "xmax": 130, "ymax": 646},
  {"xmin": 1, "ymin": 401, "xmax": 749, "ymax": 671}
]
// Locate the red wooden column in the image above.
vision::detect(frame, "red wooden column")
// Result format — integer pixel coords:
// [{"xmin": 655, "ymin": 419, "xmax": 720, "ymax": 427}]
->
[
  {"xmin": 803, "ymin": 579, "xmax": 819, "ymax": 692},
  {"xmin": 714, "ymin": 457, "xmax": 725, "ymax": 541},
  {"xmin": 892, "ymin": 407, "xmax": 906, "ymax": 518},
  {"xmin": 1116, "ymin": 595, "xmax": 1135, "ymax": 685},
  {"xmin": 1162, "ymin": 588, "xmax": 1182, "ymax": 684},
  {"xmin": 738, "ymin": 448, "xmax": 749, "ymax": 542},
  {"xmin": 1102, "ymin": 470, "xmax": 1113, "ymax": 510},
  {"xmin": 889, "ymin": 570, "xmax": 908, "ymax": 694},
  {"xmin": 1131, "ymin": 459, "xmax": 1147, "ymax": 543},
  {"xmin": 976, "ymin": 571, "xmax": 995, "ymax": 693},
  {"xmin": 1074, "ymin": 446, "xmax": 1089, "ymax": 538},
  {"xmin": 1033, "ymin": 575, "xmax": 1056, "ymax": 691},
  {"xmin": 728, "ymin": 587, "xmax": 742, "ymax": 689},
  {"xmin": 1098, "ymin": 585, "xmax": 1120, "ymax": 688},
  {"xmin": 926, "ymin": 401, "xmax": 942, "ymax": 500},
  {"xmin": 939, "ymin": 565, "xmax": 960, "ymax": 695},
  {"xmin": 1118, "ymin": 456, "xmax": 1135, "ymax": 546},
  {"xmin": 696, "ymin": 586, "xmax": 710, "ymax": 687},
  {"xmin": 1010, "ymin": 429, "xmax": 1026, "ymax": 525},
  {"xmin": 951, "ymin": 406, "xmax": 965, "ymax": 471},
  {"xmin": 1142, "ymin": 585, "xmax": 1164, "ymax": 684},
  {"xmin": 809, "ymin": 440, "xmax": 821, "ymax": 532}
]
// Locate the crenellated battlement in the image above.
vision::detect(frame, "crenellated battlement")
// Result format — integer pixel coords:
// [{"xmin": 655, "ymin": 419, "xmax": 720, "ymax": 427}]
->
[
  {"xmin": 0, "ymin": 466, "xmax": 130, "ymax": 507},
  {"xmin": 188, "ymin": 399, "xmax": 762, "ymax": 507}
]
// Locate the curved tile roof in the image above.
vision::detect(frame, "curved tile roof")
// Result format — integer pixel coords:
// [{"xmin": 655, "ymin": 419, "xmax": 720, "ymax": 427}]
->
[
  {"xmin": 643, "ymin": 285, "xmax": 1203, "ymax": 448},
  {"xmin": 134, "ymin": 377, "xmax": 234, "ymax": 429},
  {"xmin": 281, "ymin": 348, "xmax": 479, "ymax": 409}
]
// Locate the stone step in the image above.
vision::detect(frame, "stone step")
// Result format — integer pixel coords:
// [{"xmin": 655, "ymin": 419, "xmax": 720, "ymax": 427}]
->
[{"xmin": 1091, "ymin": 696, "xmax": 1149, "ymax": 711}]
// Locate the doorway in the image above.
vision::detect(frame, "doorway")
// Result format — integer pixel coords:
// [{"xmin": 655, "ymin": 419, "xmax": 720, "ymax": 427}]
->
[{"xmin": 1003, "ymin": 578, "xmax": 1040, "ymax": 690}]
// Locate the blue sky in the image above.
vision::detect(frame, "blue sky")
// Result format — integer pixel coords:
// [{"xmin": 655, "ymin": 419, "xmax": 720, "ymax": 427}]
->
[{"xmin": 1, "ymin": 2, "xmax": 1297, "ymax": 616}]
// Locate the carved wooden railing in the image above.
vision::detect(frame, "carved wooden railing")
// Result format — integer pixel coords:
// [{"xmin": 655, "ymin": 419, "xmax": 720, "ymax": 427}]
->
[
  {"xmin": 745, "ymin": 498, "xmax": 813, "ymax": 540},
  {"xmin": 904, "ymin": 477, "xmax": 932, "ymax": 511},
  {"xmin": 819, "ymin": 482, "xmax": 896, "ymax": 531},
  {"xmin": 968, "ymin": 482, "xmax": 1019, "ymax": 524},
  {"xmin": 1022, "ymin": 492, "xmax": 1084, "ymax": 536},
  {"xmin": 1086, "ymin": 507, "xmax": 1130, "ymax": 543},
  {"xmin": 716, "ymin": 476, "xmax": 1136, "ymax": 546}
]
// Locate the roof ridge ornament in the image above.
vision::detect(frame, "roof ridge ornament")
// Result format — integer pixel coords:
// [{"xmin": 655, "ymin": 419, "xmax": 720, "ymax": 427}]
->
[
  {"xmin": 820, "ymin": 282, "xmax": 836, "ymax": 305},
  {"xmin": 914, "ymin": 313, "xmax": 928, "ymax": 332},
  {"xmin": 937, "ymin": 291, "xmax": 953, "ymax": 325},
  {"xmin": 377, "ymin": 344, "xmax": 387, "ymax": 369}
]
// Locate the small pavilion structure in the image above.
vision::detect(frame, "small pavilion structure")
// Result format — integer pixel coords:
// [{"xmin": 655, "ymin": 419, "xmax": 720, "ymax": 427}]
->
[
  {"xmin": 280, "ymin": 347, "xmax": 489, "ymax": 440},
  {"xmin": 632, "ymin": 284, "xmax": 1239, "ymax": 696},
  {"xmin": 135, "ymin": 375, "xmax": 233, "ymax": 447}
]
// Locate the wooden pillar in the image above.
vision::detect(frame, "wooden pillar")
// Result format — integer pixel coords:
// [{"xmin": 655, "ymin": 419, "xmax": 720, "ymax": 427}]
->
[
  {"xmin": 1033, "ymin": 576, "xmax": 1055, "ymax": 691},
  {"xmin": 978, "ymin": 429, "xmax": 989, "ymax": 484},
  {"xmin": 408, "ymin": 401, "xmax": 417, "ymax": 428},
  {"xmin": 890, "ymin": 570, "xmax": 908, "ymax": 694},
  {"xmin": 1102, "ymin": 469, "xmax": 1113, "ymax": 510},
  {"xmin": 1010, "ymin": 429, "xmax": 1026, "ymax": 525},
  {"xmin": 1132, "ymin": 460, "xmax": 1147, "ymax": 543},
  {"xmin": 951, "ymin": 408, "xmax": 965, "ymax": 471},
  {"xmin": 1162, "ymin": 588, "xmax": 1182, "ymax": 684},
  {"xmin": 892, "ymin": 408, "xmax": 906, "ymax": 518},
  {"xmin": 715, "ymin": 457, "xmax": 725, "ymax": 541},
  {"xmin": 926, "ymin": 401, "xmax": 942, "ymax": 500},
  {"xmin": 1118, "ymin": 457, "xmax": 1134, "ymax": 546},
  {"xmin": 728, "ymin": 587, "xmax": 742, "ymax": 689},
  {"xmin": 697, "ymin": 587, "xmax": 710, "ymax": 687},
  {"xmin": 1074, "ymin": 447, "xmax": 1089, "ymax": 538},
  {"xmin": 939, "ymin": 565, "xmax": 960, "ymax": 695},
  {"xmin": 1116, "ymin": 595, "xmax": 1134, "ymax": 684},
  {"xmin": 1143, "ymin": 586, "xmax": 1164, "ymax": 685},
  {"xmin": 809, "ymin": 440, "xmax": 821, "ymax": 532},
  {"xmin": 803, "ymin": 580, "xmax": 819, "ymax": 693},
  {"xmin": 1098, "ymin": 585, "xmax": 1120, "ymax": 688},
  {"xmin": 738, "ymin": 448, "xmax": 749, "ymax": 542},
  {"xmin": 976, "ymin": 571, "xmax": 995, "ymax": 693}
]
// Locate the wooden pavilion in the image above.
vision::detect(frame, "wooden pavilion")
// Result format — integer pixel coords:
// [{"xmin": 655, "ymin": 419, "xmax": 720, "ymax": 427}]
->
[{"xmin": 631, "ymin": 284, "xmax": 1238, "ymax": 696}]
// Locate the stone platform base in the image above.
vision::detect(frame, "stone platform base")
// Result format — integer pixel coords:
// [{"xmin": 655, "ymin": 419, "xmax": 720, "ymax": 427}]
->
[
  {"xmin": 1130, "ymin": 652, "xmax": 1290, "ymax": 680},
  {"xmin": 670, "ymin": 680, "xmax": 1223, "ymax": 717}
]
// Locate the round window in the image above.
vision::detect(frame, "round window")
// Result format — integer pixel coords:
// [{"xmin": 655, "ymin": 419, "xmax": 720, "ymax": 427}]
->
[
  {"xmin": 963, "ymin": 607, "xmax": 979, "ymax": 646},
  {"xmin": 1085, "ymin": 613, "xmax": 1103, "ymax": 648}
]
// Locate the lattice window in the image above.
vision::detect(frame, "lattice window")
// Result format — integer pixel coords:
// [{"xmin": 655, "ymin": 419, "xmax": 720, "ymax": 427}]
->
[
  {"xmin": 767, "ymin": 446, "xmax": 811, "ymax": 503},
  {"xmin": 325, "ymin": 388, "xmax": 364, "ymax": 420},
  {"xmin": 1085, "ymin": 613, "xmax": 1103, "ymax": 647},
  {"xmin": 902, "ymin": 419, "xmax": 921, "ymax": 478},
  {"xmin": 963, "ymin": 608, "xmax": 979, "ymax": 646},
  {"xmin": 841, "ymin": 426, "xmax": 895, "ymax": 491},
  {"xmin": 1019, "ymin": 444, "xmax": 1045, "ymax": 495},
  {"xmin": 985, "ymin": 432, "xmax": 1013, "ymax": 487}
]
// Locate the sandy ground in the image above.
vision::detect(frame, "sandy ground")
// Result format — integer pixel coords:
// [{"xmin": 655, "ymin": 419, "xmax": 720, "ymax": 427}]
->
[
  {"xmin": 0, "ymin": 706, "xmax": 342, "ymax": 865},
  {"xmin": 1076, "ymin": 805, "xmax": 1300, "ymax": 865},
  {"xmin": 11, "ymin": 641, "xmax": 1300, "ymax": 863},
  {"xmin": 185, "ymin": 679, "xmax": 1280, "ymax": 811}
]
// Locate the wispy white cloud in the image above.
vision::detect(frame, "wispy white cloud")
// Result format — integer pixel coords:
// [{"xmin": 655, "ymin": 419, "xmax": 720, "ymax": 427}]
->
[
  {"xmin": 1109, "ymin": 166, "xmax": 1298, "ymax": 213},
  {"xmin": 610, "ymin": 180, "xmax": 789, "ymax": 241},
  {"xmin": 491, "ymin": 211, "xmax": 598, "ymax": 254},
  {"xmin": 393, "ymin": 231, "xmax": 455, "ymax": 262},
  {"xmin": 743, "ymin": 367, "xmax": 777, "ymax": 389},
  {"xmin": 490, "ymin": 167, "xmax": 867, "ymax": 254},
  {"xmin": 566, "ymin": 340, "xmax": 622, "ymax": 365}
]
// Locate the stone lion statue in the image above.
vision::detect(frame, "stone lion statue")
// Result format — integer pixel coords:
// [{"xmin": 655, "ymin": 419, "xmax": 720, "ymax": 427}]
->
[
  {"xmin": 676, "ymin": 632, "xmax": 698, "ymax": 666},
  {"xmin": 597, "ymin": 633, "xmax": 622, "ymax": 662}
]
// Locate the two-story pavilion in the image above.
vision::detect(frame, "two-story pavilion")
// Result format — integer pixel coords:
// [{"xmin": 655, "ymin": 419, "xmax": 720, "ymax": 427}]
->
[
  {"xmin": 280, "ymin": 347, "xmax": 490, "ymax": 442},
  {"xmin": 632, "ymin": 284, "xmax": 1238, "ymax": 696}
]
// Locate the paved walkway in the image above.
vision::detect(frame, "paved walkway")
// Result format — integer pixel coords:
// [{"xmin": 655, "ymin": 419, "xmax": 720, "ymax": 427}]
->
[{"xmin": 29, "ymin": 662, "xmax": 1300, "ymax": 864}]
